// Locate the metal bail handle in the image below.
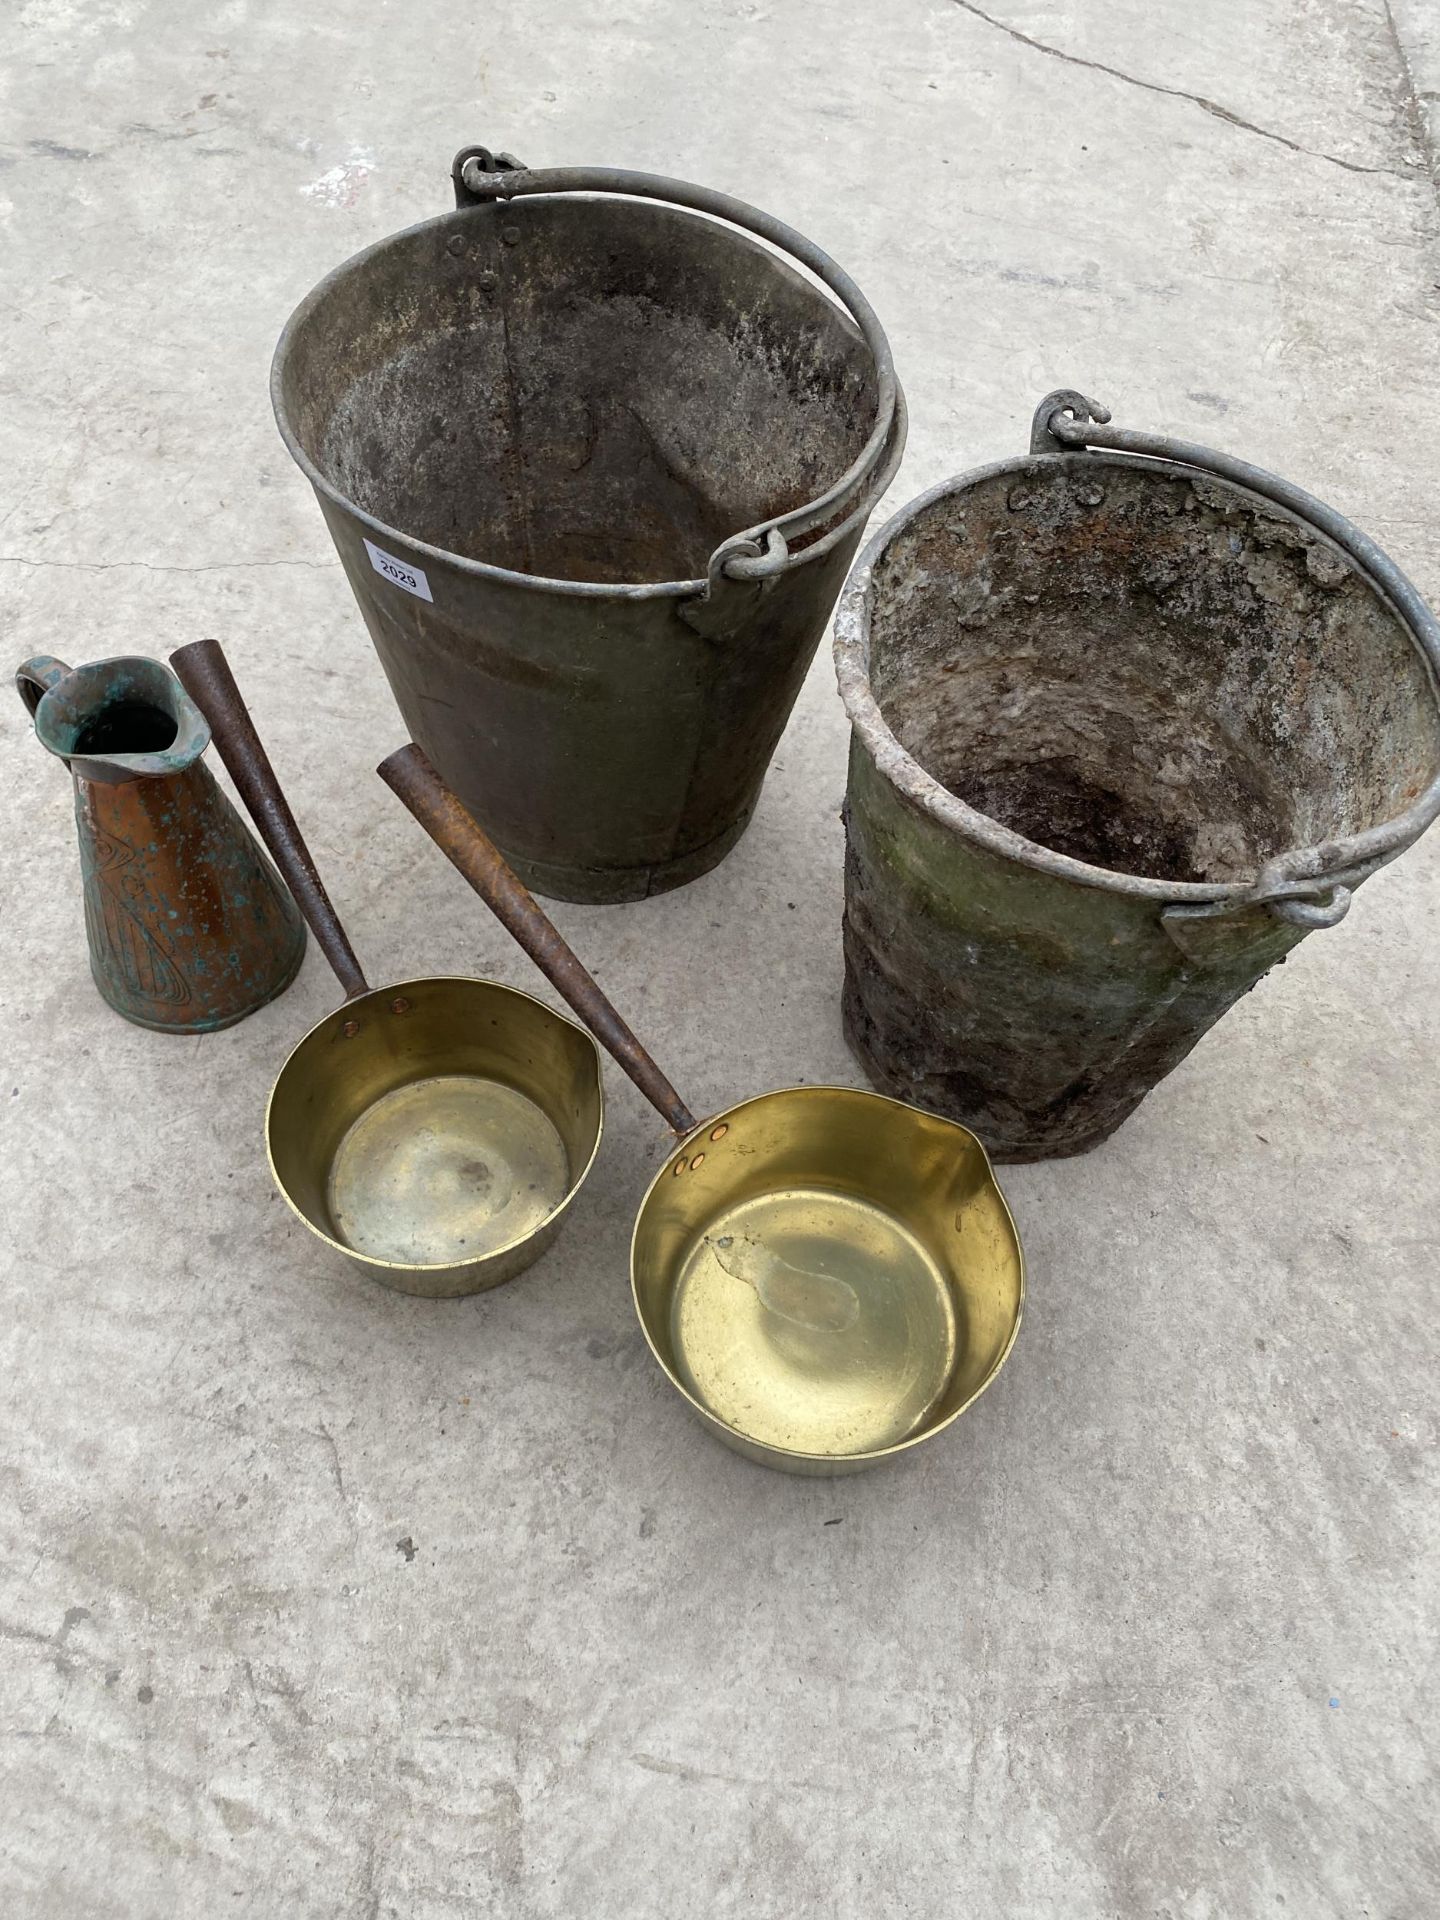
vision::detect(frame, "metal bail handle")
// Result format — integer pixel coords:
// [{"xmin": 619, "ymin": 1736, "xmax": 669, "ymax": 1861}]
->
[
  {"xmin": 700, "ymin": 381, "xmax": 906, "ymax": 606},
  {"xmin": 448, "ymin": 145, "xmax": 903, "ymax": 592},
  {"xmin": 1032, "ymin": 387, "xmax": 1440, "ymax": 936}
]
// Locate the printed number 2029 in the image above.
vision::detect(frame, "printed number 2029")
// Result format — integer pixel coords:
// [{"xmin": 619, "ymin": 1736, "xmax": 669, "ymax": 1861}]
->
[{"xmin": 363, "ymin": 538, "xmax": 433, "ymax": 603}]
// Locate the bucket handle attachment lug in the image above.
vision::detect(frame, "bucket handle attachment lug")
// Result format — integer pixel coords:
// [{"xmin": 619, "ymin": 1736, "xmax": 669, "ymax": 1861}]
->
[
  {"xmin": 1162, "ymin": 882, "xmax": 1353, "ymax": 962},
  {"xmin": 1031, "ymin": 390, "xmax": 1111, "ymax": 455},
  {"xmin": 680, "ymin": 382, "xmax": 906, "ymax": 636},
  {"xmin": 719, "ymin": 525, "xmax": 789, "ymax": 584},
  {"xmin": 1265, "ymin": 886, "xmax": 1352, "ymax": 930},
  {"xmin": 676, "ymin": 530, "xmax": 788, "ymax": 641},
  {"xmin": 676, "ymin": 534, "xmax": 781, "ymax": 640},
  {"xmin": 452, "ymin": 145, "xmax": 525, "ymax": 208}
]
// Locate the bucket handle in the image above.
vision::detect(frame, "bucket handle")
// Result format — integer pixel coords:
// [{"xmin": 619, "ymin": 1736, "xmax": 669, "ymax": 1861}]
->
[
  {"xmin": 378, "ymin": 742, "xmax": 698, "ymax": 1138},
  {"xmin": 452, "ymin": 150, "xmax": 902, "ymax": 587},
  {"xmin": 1035, "ymin": 389, "xmax": 1440, "ymax": 934}
]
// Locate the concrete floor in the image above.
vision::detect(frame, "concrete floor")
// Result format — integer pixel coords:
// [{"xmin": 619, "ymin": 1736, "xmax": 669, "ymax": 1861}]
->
[{"xmin": 3, "ymin": 2, "xmax": 1438, "ymax": 1913}]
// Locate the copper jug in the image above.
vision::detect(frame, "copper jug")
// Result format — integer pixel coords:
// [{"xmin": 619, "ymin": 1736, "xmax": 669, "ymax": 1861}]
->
[{"xmin": 17, "ymin": 653, "xmax": 306, "ymax": 1032}]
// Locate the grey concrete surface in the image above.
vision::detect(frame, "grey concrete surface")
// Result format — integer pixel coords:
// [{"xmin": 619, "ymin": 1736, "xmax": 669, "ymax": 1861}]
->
[
  {"xmin": 1392, "ymin": 0, "xmax": 1440, "ymax": 173},
  {"xmin": 2, "ymin": 2, "xmax": 1438, "ymax": 1914}
]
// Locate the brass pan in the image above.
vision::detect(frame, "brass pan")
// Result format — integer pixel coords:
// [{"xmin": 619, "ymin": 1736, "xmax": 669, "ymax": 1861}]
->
[
  {"xmin": 172, "ymin": 642, "xmax": 602, "ymax": 1298},
  {"xmin": 381, "ymin": 745, "xmax": 1024, "ymax": 1473}
]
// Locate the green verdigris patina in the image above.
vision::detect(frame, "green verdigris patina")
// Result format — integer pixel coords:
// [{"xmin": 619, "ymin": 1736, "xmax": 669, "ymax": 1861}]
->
[
  {"xmin": 834, "ymin": 395, "xmax": 1440, "ymax": 1161},
  {"xmin": 18, "ymin": 654, "xmax": 305, "ymax": 1033},
  {"xmin": 841, "ymin": 741, "xmax": 1304, "ymax": 1160}
]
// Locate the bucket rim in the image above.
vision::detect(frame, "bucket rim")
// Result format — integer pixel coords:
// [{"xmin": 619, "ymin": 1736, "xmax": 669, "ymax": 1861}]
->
[
  {"xmin": 835, "ymin": 434, "xmax": 1440, "ymax": 912},
  {"xmin": 271, "ymin": 177, "xmax": 903, "ymax": 602}
]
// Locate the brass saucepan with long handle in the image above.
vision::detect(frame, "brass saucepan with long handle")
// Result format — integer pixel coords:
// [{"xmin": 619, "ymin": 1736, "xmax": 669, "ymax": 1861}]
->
[
  {"xmin": 172, "ymin": 641, "xmax": 604, "ymax": 1298},
  {"xmin": 379, "ymin": 743, "xmax": 1025, "ymax": 1473}
]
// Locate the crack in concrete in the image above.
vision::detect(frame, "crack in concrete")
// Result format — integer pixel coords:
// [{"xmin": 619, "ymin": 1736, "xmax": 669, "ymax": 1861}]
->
[
  {"xmin": 632, "ymin": 1749, "xmax": 838, "ymax": 1792},
  {"xmin": 0, "ymin": 555, "xmax": 338, "ymax": 573},
  {"xmin": 307, "ymin": 1420, "xmax": 360, "ymax": 1551},
  {"xmin": 1383, "ymin": 0, "xmax": 1440, "ymax": 199},
  {"xmin": 949, "ymin": 0, "xmax": 1417, "ymax": 180}
]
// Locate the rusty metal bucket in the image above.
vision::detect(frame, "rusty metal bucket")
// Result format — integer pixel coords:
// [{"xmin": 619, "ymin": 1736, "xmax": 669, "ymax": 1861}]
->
[
  {"xmin": 272, "ymin": 142, "xmax": 904, "ymax": 903},
  {"xmin": 834, "ymin": 391, "xmax": 1440, "ymax": 1161}
]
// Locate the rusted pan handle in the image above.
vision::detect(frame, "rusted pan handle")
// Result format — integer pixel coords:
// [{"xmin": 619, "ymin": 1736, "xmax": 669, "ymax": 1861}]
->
[
  {"xmin": 378, "ymin": 743, "xmax": 697, "ymax": 1137},
  {"xmin": 171, "ymin": 640, "xmax": 369, "ymax": 1001}
]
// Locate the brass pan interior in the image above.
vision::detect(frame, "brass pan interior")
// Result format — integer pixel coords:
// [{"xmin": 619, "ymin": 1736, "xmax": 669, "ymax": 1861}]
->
[
  {"xmin": 632, "ymin": 1086, "xmax": 1023, "ymax": 1474},
  {"xmin": 267, "ymin": 974, "xmax": 603, "ymax": 1298}
]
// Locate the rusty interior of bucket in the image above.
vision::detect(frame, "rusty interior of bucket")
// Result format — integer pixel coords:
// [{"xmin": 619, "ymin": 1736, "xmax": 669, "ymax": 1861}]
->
[
  {"xmin": 280, "ymin": 196, "xmax": 878, "ymax": 586},
  {"xmin": 866, "ymin": 462, "xmax": 1440, "ymax": 884}
]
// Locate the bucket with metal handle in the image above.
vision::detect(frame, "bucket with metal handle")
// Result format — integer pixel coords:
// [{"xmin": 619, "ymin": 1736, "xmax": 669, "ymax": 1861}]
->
[
  {"xmin": 171, "ymin": 641, "xmax": 603, "ymax": 1299},
  {"xmin": 273, "ymin": 141, "xmax": 905, "ymax": 903},
  {"xmin": 380, "ymin": 744, "xmax": 1024, "ymax": 1476},
  {"xmin": 834, "ymin": 391, "xmax": 1440, "ymax": 1161}
]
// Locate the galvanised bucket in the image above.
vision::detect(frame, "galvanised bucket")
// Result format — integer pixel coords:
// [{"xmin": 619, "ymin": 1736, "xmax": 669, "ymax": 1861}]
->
[
  {"xmin": 834, "ymin": 392, "xmax": 1440, "ymax": 1161},
  {"xmin": 274, "ymin": 143, "xmax": 905, "ymax": 903}
]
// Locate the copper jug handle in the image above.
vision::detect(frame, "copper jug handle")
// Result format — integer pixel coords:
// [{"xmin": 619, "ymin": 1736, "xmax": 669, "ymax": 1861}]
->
[
  {"xmin": 171, "ymin": 639, "xmax": 370, "ymax": 1002},
  {"xmin": 15, "ymin": 655, "xmax": 71, "ymax": 718},
  {"xmin": 379, "ymin": 742, "xmax": 697, "ymax": 1137}
]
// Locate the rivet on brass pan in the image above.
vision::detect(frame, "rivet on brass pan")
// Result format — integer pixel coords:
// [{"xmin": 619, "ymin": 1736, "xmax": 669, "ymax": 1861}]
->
[
  {"xmin": 672, "ymin": 1157, "xmax": 687, "ymax": 1177},
  {"xmin": 710, "ymin": 1124, "xmax": 728, "ymax": 1141},
  {"xmin": 391, "ymin": 995, "xmax": 412, "ymax": 1015},
  {"xmin": 342, "ymin": 1019, "xmax": 361, "ymax": 1038},
  {"xmin": 690, "ymin": 1152, "xmax": 706, "ymax": 1170}
]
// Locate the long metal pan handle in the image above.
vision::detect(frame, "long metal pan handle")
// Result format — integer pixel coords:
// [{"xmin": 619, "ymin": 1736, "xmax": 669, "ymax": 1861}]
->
[
  {"xmin": 171, "ymin": 639, "xmax": 369, "ymax": 1001},
  {"xmin": 1031, "ymin": 389, "xmax": 1440, "ymax": 925},
  {"xmin": 378, "ymin": 743, "xmax": 697, "ymax": 1137}
]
